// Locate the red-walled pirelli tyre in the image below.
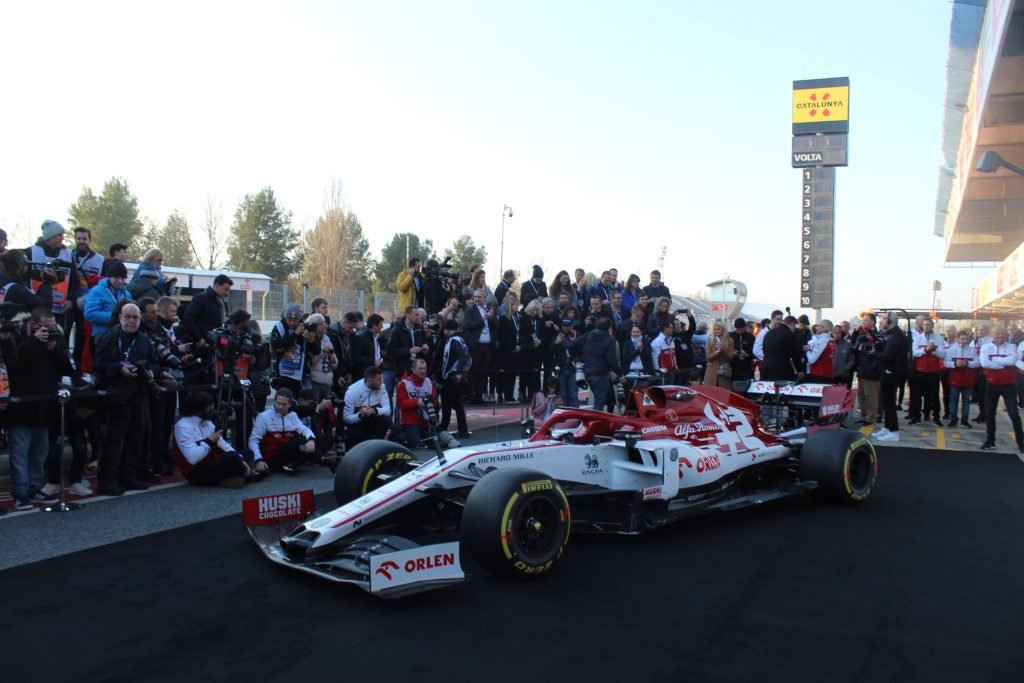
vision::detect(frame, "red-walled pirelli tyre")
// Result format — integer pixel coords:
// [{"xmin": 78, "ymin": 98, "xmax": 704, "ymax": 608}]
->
[
  {"xmin": 462, "ymin": 468, "xmax": 571, "ymax": 579},
  {"xmin": 799, "ymin": 429, "xmax": 877, "ymax": 505},
  {"xmin": 334, "ymin": 440, "xmax": 416, "ymax": 506}
]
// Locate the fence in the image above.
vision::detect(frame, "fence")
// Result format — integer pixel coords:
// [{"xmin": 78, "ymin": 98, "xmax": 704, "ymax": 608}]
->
[{"xmin": 253, "ymin": 284, "xmax": 401, "ymax": 323}]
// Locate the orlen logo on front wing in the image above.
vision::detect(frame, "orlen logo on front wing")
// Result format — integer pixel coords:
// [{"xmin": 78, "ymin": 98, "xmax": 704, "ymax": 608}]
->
[{"xmin": 369, "ymin": 542, "xmax": 464, "ymax": 593}]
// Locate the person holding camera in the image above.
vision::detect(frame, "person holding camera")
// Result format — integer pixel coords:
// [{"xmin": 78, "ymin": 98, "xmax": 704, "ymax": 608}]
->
[
  {"xmin": 92, "ymin": 302, "xmax": 160, "ymax": 496},
  {"xmin": 6, "ymin": 307, "xmax": 71, "ymax": 509},
  {"xmin": 173, "ymin": 391, "xmax": 251, "ymax": 488},
  {"xmin": 551, "ymin": 318, "xmax": 582, "ymax": 408},
  {"xmin": 248, "ymin": 388, "xmax": 316, "ymax": 474},
  {"xmin": 422, "ymin": 259, "xmax": 450, "ymax": 315},
  {"xmin": 342, "ymin": 366, "xmax": 392, "ymax": 447},
  {"xmin": 0, "ymin": 250, "xmax": 53, "ymax": 311},
  {"xmin": 434, "ymin": 318, "xmax": 471, "ymax": 436},
  {"xmin": 139, "ymin": 297, "xmax": 185, "ymax": 475},
  {"xmin": 395, "ymin": 357, "xmax": 438, "ymax": 447},
  {"xmin": 25, "ymin": 220, "xmax": 79, "ymax": 323},
  {"xmin": 303, "ymin": 313, "xmax": 338, "ymax": 401},
  {"xmin": 127, "ymin": 262, "xmax": 169, "ymax": 302},
  {"xmin": 271, "ymin": 304, "xmax": 306, "ymax": 394}
]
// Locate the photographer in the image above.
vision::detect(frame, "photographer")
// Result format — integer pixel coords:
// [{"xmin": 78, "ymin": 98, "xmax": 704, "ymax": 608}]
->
[
  {"xmin": 173, "ymin": 392, "xmax": 250, "ymax": 488},
  {"xmin": 437, "ymin": 319, "xmax": 471, "ymax": 437},
  {"xmin": 395, "ymin": 357, "xmax": 438, "ymax": 447},
  {"xmin": 180, "ymin": 275, "xmax": 232, "ymax": 382},
  {"xmin": 271, "ymin": 304, "xmax": 306, "ymax": 394},
  {"xmin": 140, "ymin": 297, "xmax": 184, "ymax": 476},
  {"xmin": 6, "ymin": 307, "xmax": 69, "ymax": 509},
  {"xmin": 248, "ymin": 388, "xmax": 316, "ymax": 474},
  {"xmin": 92, "ymin": 302, "xmax": 159, "ymax": 496},
  {"xmin": 423, "ymin": 259, "xmax": 451, "ymax": 315},
  {"xmin": 342, "ymin": 366, "xmax": 392, "ymax": 448},
  {"xmin": 853, "ymin": 313, "xmax": 884, "ymax": 425},
  {"xmin": 25, "ymin": 220, "xmax": 79, "ymax": 322},
  {"xmin": 70, "ymin": 227, "xmax": 105, "ymax": 367},
  {"xmin": 127, "ymin": 262, "xmax": 170, "ymax": 301},
  {"xmin": 0, "ymin": 251, "xmax": 52, "ymax": 311},
  {"xmin": 303, "ymin": 313, "xmax": 338, "ymax": 401},
  {"xmin": 386, "ymin": 305, "xmax": 431, "ymax": 385},
  {"xmin": 551, "ymin": 318, "xmax": 581, "ymax": 408}
]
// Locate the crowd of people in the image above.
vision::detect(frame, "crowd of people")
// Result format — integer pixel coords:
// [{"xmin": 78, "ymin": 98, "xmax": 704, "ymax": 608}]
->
[{"xmin": 3, "ymin": 220, "xmax": 1024, "ymax": 511}]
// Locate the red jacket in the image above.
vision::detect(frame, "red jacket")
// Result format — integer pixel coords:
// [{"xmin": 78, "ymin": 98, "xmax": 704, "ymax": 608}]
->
[{"xmin": 396, "ymin": 371, "xmax": 436, "ymax": 426}]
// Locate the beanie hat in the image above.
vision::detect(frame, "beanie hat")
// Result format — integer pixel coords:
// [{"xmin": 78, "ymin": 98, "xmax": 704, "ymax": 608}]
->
[
  {"xmin": 108, "ymin": 261, "xmax": 128, "ymax": 279},
  {"xmin": 532, "ymin": 265, "xmax": 544, "ymax": 280},
  {"xmin": 734, "ymin": 318, "xmax": 747, "ymax": 328},
  {"xmin": 41, "ymin": 219, "xmax": 65, "ymax": 241},
  {"xmin": 136, "ymin": 262, "xmax": 160, "ymax": 279}
]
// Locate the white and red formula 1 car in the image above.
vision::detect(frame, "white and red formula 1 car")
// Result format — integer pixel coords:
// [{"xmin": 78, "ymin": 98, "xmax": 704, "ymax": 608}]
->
[{"xmin": 244, "ymin": 383, "xmax": 876, "ymax": 597}]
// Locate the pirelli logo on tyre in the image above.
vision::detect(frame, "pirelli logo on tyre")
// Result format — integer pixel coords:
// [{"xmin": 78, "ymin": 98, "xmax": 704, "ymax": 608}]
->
[{"xmin": 521, "ymin": 479, "xmax": 553, "ymax": 493}]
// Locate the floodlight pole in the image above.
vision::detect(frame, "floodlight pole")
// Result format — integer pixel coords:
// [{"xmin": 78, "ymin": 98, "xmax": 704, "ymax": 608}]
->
[{"xmin": 500, "ymin": 205, "xmax": 513, "ymax": 275}]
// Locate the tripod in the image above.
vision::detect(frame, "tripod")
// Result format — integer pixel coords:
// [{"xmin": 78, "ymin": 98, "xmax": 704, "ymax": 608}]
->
[
  {"xmin": 214, "ymin": 374, "xmax": 258, "ymax": 452},
  {"xmin": 43, "ymin": 388, "xmax": 83, "ymax": 513}
]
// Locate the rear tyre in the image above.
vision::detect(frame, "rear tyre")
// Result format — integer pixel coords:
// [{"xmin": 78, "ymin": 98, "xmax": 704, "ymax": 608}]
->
[
  {"xmin": 334, "ymin": 440, "xmax": 416, "ymax": 506},
  {"xmin": 462, "ymin": 468, "xmax": 571, "ymax": 578},
  {"xmin": 799, "ymin": 429, "xmax": 877, "ymax": 504}
]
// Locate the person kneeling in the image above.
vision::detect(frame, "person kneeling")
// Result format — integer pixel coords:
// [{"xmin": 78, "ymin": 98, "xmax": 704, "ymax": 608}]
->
[
  {"xmin": 173, "ymin": 392, "xmax": 250, "ymax": 488},
  {"xmin": 343, "ymin": 366, "xmax": 392, "ymax": 449},
  {"xmin": 396, "ymin": 358, "xmax": 439, "ymax": 447},
  {"xmin": 248, "ymin": 388, "xmax": 316, "ymax": 474}
]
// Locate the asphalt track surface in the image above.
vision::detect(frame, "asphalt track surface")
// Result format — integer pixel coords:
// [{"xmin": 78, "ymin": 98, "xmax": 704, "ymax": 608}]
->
[{"xmin": 3, "ymin": 445, "xmax": 1023, "ymax": 682}]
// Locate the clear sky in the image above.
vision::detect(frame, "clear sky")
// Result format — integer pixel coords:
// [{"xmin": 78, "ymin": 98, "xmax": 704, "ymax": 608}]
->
[{"xmin": 0, "ymin": 0, "xmax": 981, "ymax": 317}]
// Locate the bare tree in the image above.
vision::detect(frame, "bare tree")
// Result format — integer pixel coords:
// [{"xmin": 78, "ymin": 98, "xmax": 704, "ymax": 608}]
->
[
  {"xmin": 192, "ymin": 195, "xmax": 226, "ymax": 270},
  {"xmin": 300, "ymin": 181, "xmax": 374, "ymax": 290}
]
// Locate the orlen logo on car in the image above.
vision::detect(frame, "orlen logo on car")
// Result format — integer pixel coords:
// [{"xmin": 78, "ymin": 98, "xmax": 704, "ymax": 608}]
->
[{"xmin": 374, "ymin": 553, "xmax": 457, "ymax": 582}]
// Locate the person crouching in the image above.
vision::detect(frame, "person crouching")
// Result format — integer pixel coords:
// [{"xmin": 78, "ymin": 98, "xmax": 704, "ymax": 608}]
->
[
  {"xmin": 173, "ymin": 392, "xmax": 251, "ymax": 488},
  {"xmin": 247, "ymin": 388, "xmax": 316, "ymax": 474},
  {"xmin": 396, "ymin": 358, "xmax": 438, "ymax": 447}
]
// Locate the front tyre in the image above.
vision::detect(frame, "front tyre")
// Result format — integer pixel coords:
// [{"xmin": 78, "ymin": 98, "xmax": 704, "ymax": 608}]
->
[
  {"xmin": 799, "ymin": 429, "xmax": 877, "ymax": 504},
  {"xmin": 462, "ymin": 468, "xmax": 571, "ymax": 579},
  {"xmin": 334, "ymin": 440, "xmax": 416, "ymax": 506}
]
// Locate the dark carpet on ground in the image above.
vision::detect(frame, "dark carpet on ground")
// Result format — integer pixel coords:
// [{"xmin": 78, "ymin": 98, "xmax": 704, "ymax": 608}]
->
[{"xmin": 2, "ymin": 446, "xmax": 1023, "ymax": 682}]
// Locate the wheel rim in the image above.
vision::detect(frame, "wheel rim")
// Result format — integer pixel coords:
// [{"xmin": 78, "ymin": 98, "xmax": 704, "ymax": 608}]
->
[
  {"xmin": 847, "ymin": 449, "xmax": 874, "ymax": 492},
  {"xmin": 512, "ymin": 497, "xmax": 562, "ymax": 561}
]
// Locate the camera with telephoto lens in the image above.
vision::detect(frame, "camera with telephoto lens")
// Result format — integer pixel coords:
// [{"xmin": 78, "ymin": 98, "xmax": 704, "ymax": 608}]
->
[
  {"xmin": 152, "ymin": 340, "xmax": 181, "ymax": 369},
  {"xmin": 132, "ymin": 360, "xmax": 163, "ymax": 399},
  {"xmin": 421, "ymin": 399, "xmax": 439, "ymax": 426},
  {"xmin": 0, "ymin": 302, "xmax": 25, "ymax": 335},
  {"xmin": 575, "ymin": 361, "xmax": 589, "ymax": 390},
  {"xmin": 613, "ymin": 381, "xmax": 625, "ymax": 404},
  {"xmin": 210, "ymin": 326, "xmax": 265, "ymax": 361},
  {"xmin": 28, "ymin": 259, "xmax": 71, "ymax": 284},
  {"xmin": 44, "ymin": 324, "xmax": 63, "ymax": 339}
]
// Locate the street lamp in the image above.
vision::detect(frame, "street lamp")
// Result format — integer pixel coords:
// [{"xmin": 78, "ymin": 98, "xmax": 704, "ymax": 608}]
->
[
  {"xmin": 976, "ymin": 150, "xmax": 1024, "ymax": 176},
  {"xmin": 500, "ymin": 205, "xmax": 513, "ymax": 274}
]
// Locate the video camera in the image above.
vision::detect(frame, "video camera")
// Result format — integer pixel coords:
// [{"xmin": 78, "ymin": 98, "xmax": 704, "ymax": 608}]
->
[
  {"xmin": 424, "ymin": 256, "xmax": 458, "ymax": 280},
  {"xmin": 28, "ymin": 259, "xmax": 71, "ymax": 284},
  {"xmin": 209, "ymin": 326, "xmax": 265, "ymax": 362}
]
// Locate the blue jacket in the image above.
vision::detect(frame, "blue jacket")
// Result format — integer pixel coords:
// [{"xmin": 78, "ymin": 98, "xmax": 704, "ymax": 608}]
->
[{"xmin": 84, "ymin": 278, "xmax": 132, "ymax": 337}]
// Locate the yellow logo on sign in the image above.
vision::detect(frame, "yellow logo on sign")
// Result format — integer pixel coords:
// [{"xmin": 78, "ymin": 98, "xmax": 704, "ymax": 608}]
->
[{"xmin": 792, "ymin": 86, "xmax": 849, "ymax": 123}]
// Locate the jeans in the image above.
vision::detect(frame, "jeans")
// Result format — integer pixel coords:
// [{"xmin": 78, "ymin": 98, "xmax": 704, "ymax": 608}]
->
[
  {"xmin": 8, "ymin": 426, "xmax": 50, "ymax": 500},
  {"xmin": 948, "ymin": 385, "xmax": 972, "ymax": 425},
  {"xmin": 559, "ymin": 367, "xmax": 579, "ymax": 408},
  {"xmin": 587, "ymin": 374, "xmax": 611, "ymax": 413}
]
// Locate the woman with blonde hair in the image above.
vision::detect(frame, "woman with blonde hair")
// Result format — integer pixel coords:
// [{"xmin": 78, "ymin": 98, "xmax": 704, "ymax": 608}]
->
[
  {"xmin": 704, "ymin": 321, "xmax": 735, "ymax": 388},
  {"xmin": 518, "ymin": 299, "xmax": 545, "ymax": 399},
  {"xmin": 497, "ymin": 293, "xmax": 522, "ymax": 402}
]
